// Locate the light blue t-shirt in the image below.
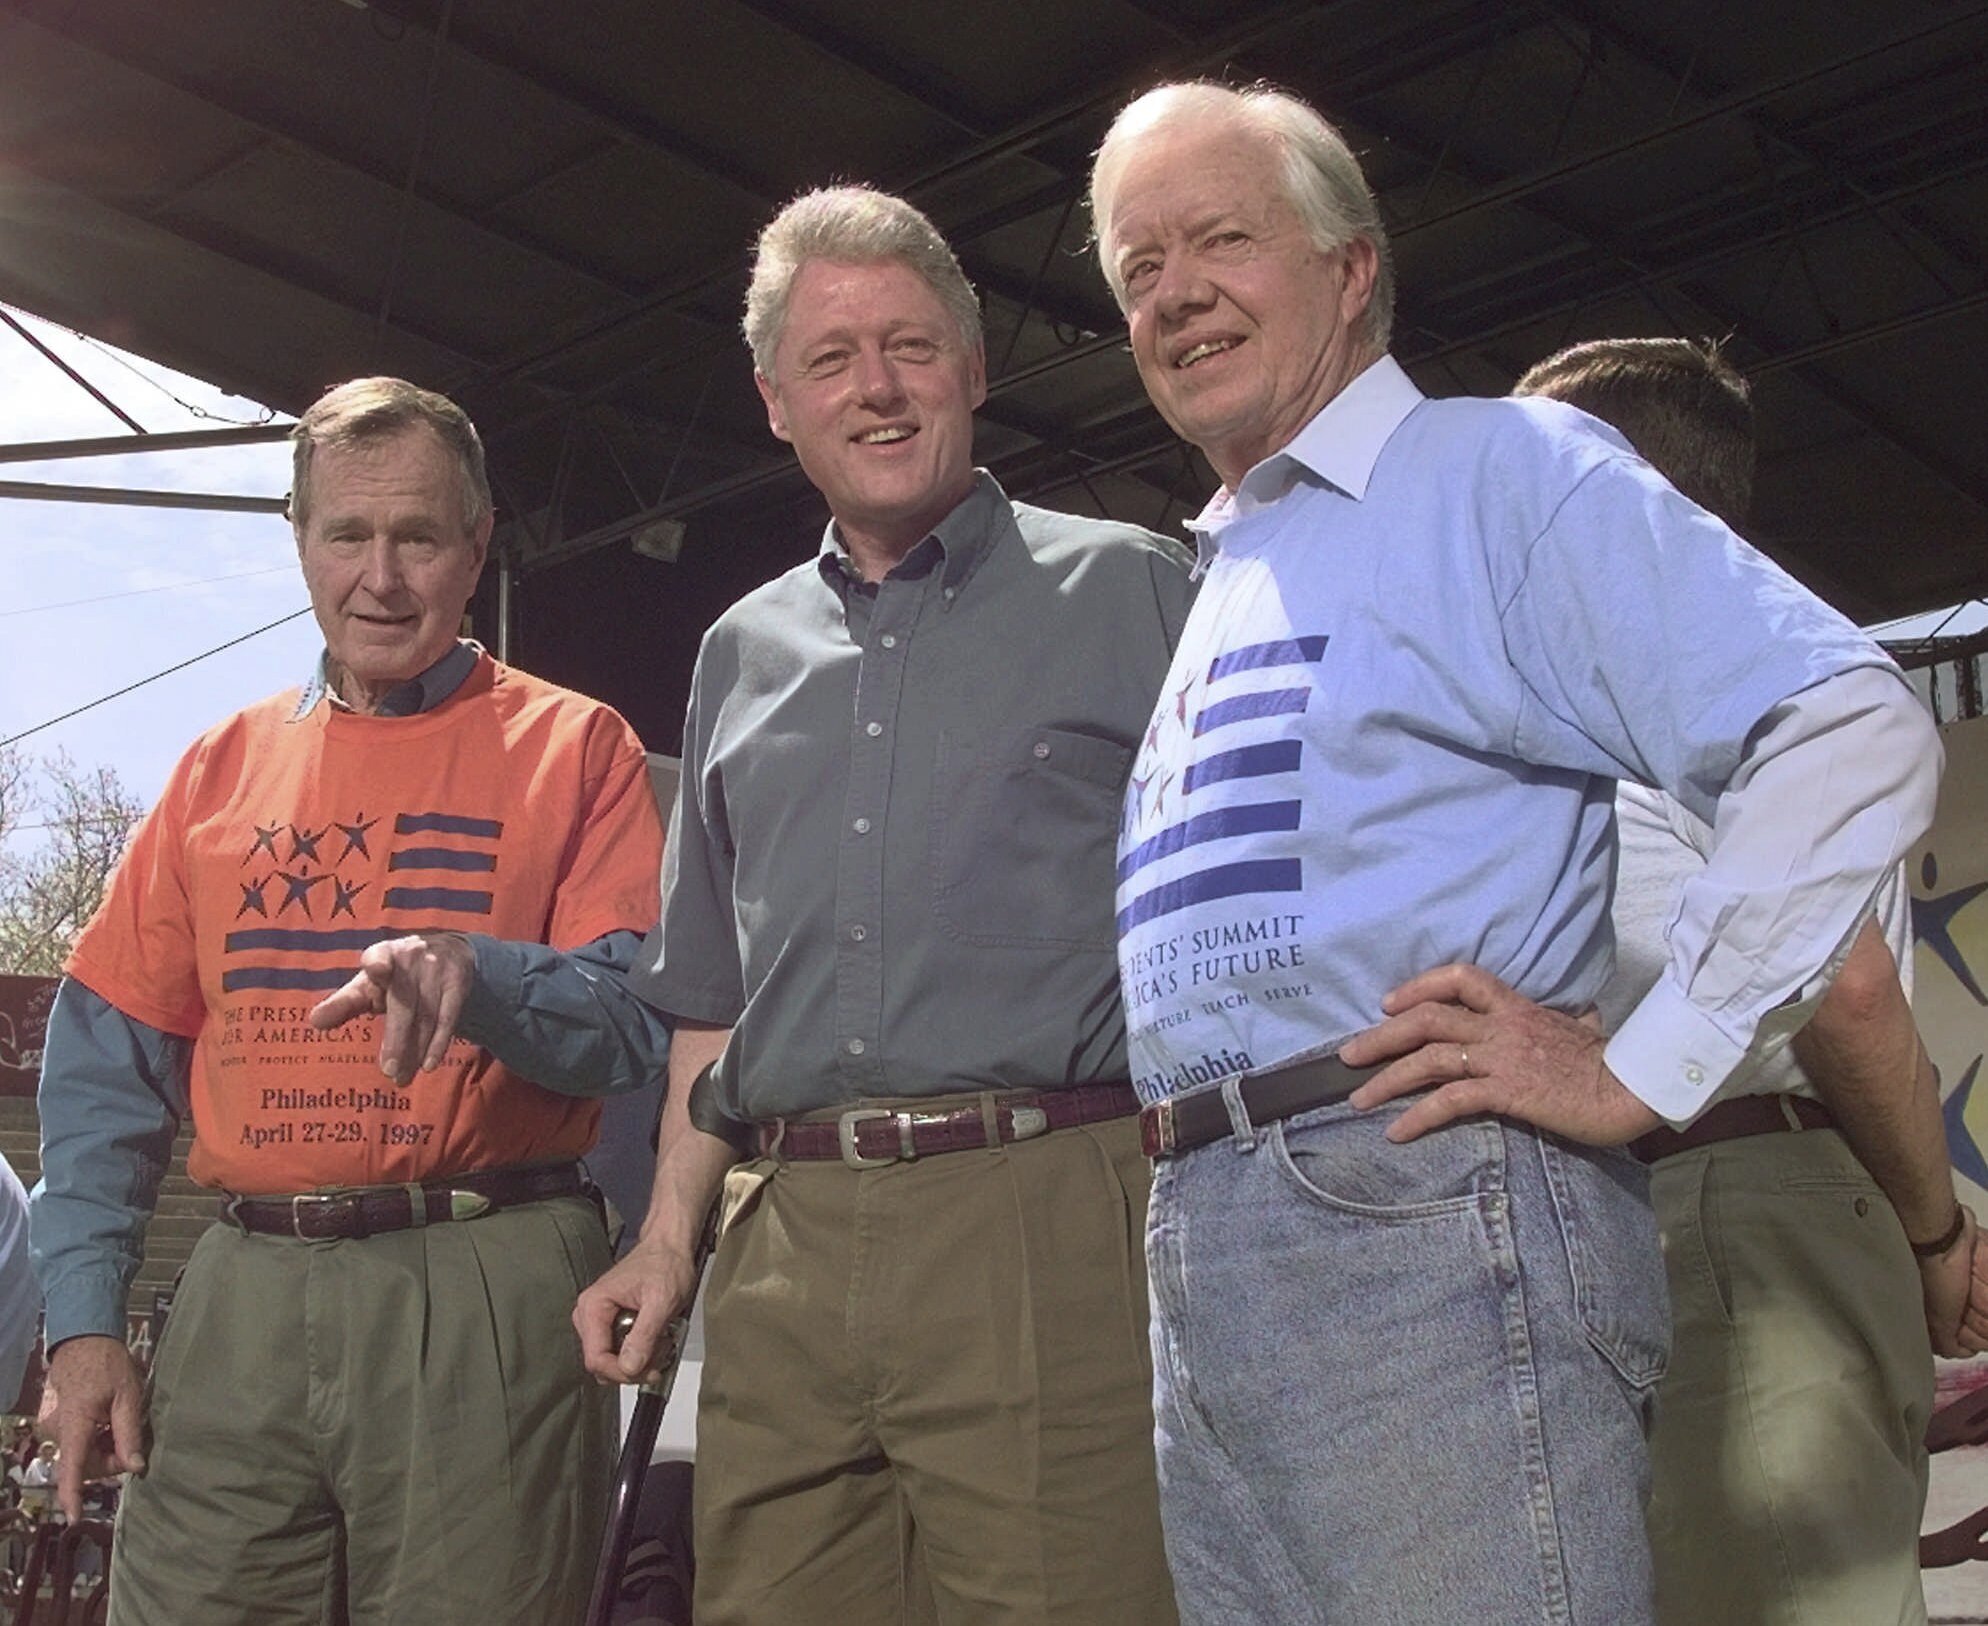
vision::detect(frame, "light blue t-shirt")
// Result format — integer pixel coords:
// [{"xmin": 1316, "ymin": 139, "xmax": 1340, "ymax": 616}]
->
[{"xmin": 1117, "ymin": 356, "xmax": 1889, "ymax": 1104}]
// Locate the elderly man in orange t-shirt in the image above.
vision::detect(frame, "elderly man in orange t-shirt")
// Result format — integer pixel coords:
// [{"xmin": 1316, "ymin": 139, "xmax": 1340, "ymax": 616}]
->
[{"xmin": 30, "ymin": 377, "xmax": 665, "ymax": 1626}]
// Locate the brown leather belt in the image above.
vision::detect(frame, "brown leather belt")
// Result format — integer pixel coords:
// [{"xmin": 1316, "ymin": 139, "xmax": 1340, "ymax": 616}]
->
[
  {"xmin": 222, "ymin": 1161, "xmax": 589, "ymax": 1240},
  {"xmin": 1140, "ymin": 1052, "xmax": 1382, "ymax": 1158},
  {"xmin": 1631, "ymin": 1095, "xmax": 1833, "ymax": 1164},
  {"xmin": 758, "ymin": 1083, "xmax": 1139, "ymax": 1169}
]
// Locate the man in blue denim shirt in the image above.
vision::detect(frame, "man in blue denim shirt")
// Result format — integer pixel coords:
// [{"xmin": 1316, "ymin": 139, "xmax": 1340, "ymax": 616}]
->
[{"xmin": 1090, "ymin": 82, "xmax": 1941, "ymax": 1623}]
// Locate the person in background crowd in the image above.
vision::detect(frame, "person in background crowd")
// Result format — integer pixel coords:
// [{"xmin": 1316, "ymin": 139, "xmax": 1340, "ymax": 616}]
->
[{"xmin": 1518, "ymin": 333, "xmax": 1984, "ymax": 1626}]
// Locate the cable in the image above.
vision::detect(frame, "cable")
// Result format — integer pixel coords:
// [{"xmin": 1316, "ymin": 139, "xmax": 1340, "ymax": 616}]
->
[
  {"xmin": 0, "ymin": 607, "xmax": 313, "ymax": 750},
  {"xmin": 0, "ymin": 565, "xmax": 295, "ymax": 620}
]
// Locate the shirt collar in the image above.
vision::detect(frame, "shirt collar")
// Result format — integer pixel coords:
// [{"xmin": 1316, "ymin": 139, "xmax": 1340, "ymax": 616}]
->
[
  {"xmin": 814, "ymin": 470, "xmax": 1008, "ymax": 601},
  {"xmin": 292, "ymin": 639, "xmax": 482, "ymax": 722},
  {"xmin": 1185, "ymin": 354, "xmax": 1424, "ymax": 564}
]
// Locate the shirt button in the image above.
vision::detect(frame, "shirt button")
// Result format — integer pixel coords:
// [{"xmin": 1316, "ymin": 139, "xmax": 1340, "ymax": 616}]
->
[
  {"xmin": 1032, "ymin": 740, "xmax": 1051, "ymax": 759},
  {"xmin": 879, "ymin": 633, "xmax": 897, "ymax": 649},
  {"xmin": 1684, "ymin": 1064, "xmax": 1704, "ymax": 1086},
  {"xmin": 865, "ymin": 721, "xmax": 883, "ymax": 737},
  {"xmin": 943, "ymin": 587, "xmax": 956, "ymax": 601},
  {"xmin": 852, "ymin": 817, "xmax": 871, "ymax": 834},
  {"xmin": 849, "ymin": 924, "xmax": 868, "ymax": 942},
  {"xmin": 846, "ymin": 1037, "xmax": 866, "ymax": 1056}
]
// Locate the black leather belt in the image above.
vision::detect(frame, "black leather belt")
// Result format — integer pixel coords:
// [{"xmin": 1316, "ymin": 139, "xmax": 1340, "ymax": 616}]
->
[
  {"xmin": 761, "ymin": 1083, "xmax": 1139, "ymax": 1168},
  {"xmin": 222, "ymin": 1162, "xmax": 588, "ymax": 1240},
  {"xmin": 1140, "ymin": 1053, "xmax": 1382, "ymax": 1157}
]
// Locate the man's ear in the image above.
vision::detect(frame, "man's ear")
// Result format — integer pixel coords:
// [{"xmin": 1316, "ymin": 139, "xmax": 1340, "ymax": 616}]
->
[
  {"xmin": 468, "ymin": 509, "xmax": 494, "ymax": 574},
  {"xmin": 966, "ymin": 341, "xmax": 988, "ymax": 413},
  {"xmin": 1338, "ymin": 236, "xmax": 1380, "ymax": 327},
  {"xmin": 755, "ymin": 371, "xmax": 793, "ymax": 444}
]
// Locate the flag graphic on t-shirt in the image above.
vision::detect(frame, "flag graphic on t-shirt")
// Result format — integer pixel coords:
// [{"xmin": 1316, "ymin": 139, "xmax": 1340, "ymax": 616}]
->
[
  {"xmin": 1116, "ymin": 636, "xmax": 1326, "ymax": 935},
  {"xmin": 221, "ymin": 809, "xmax": 503, "ymax": 992}
]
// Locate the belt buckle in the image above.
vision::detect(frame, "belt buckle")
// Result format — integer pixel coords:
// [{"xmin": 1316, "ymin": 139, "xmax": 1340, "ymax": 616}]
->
[
  {"xmin": 837, "ymin": 1108, "xmax": 913, "ymax": 1170},
  {"xmin": 290, "ymin": 1192, "xmax": 343, "ymax": 1239},
  {"xmin": 1140, "ymin": 1099, "xmax": 1176, "ymax": 1158}
]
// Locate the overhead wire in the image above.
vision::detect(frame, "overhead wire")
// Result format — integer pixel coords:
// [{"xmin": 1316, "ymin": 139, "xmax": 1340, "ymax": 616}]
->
[
  {"xmin": 0, "ymin": 607, "xmax": 313, "ymax": 751},
  {"xmin": 0, "ymin": 565, "xmax": 296, "ymax": 620}
]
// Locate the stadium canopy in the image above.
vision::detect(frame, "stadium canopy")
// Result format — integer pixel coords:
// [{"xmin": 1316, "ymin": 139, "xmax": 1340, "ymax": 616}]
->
[{"xmin": 3, "ymin": 0, "xmax": 1985, "ymax": 749}]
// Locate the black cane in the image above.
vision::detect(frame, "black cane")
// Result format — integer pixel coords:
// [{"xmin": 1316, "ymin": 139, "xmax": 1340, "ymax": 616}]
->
[{"xmin": 584, "ymin": 1217, "xmax": 717, "ymax": 1626}]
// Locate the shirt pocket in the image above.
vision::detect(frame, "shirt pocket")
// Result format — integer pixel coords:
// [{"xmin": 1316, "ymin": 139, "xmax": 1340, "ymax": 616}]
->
[{"xmin": 930, "ymin": 725, "xmax": 1133, "ymax": 949}]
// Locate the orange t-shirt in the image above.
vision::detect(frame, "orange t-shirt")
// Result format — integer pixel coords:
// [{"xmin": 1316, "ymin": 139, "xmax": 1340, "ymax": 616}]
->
[{"xmin": 67, "ymin": 655, "xmax": 663, "ymax": 1194}]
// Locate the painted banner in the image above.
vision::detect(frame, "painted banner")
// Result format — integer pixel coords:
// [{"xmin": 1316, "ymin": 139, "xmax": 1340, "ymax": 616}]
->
[
  {"xmin": 0, "ymin": 974, "xmax": 55, "ymax": 1099},
  {"xmin": 1914, "ymin": 713, "xmax": 1988, "ymax": 1613}
]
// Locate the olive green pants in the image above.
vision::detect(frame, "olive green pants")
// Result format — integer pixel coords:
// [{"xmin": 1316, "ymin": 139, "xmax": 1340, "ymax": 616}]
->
[
  {"xmin": 693, "ymin": 1108, "xmax": 1177, "ymax": 1625},
  {"xmin": 1647, "ymin": 1126, "xmax": 1933, "ymax": 1626},
  {"xmin": 108, "ymin": 1194, "xmax": 615, "ymax": 1626}
]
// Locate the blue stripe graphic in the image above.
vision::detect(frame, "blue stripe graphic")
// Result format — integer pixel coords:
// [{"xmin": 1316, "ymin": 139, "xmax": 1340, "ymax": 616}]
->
[
  {"xmin": 1207, "ymin": 636, "xmax": 1329, "ymax": 681},
  {"xmin": 1194, "ymin": 688, "xmax": 1309, "ymax": 737},
  {"xmin": 1119, "ymin": 800, "xmax": 1302, "ymax": 883},
  {"xmin": 220, "ymin": 967, "xmax": 356, "ymax": 993},
  {"xmin": 1183, "ymin": 740, "xmax": 1302, "ymax": 794},
  {"xmin": 395, "ymin": 812, "xmax": 503, "ymax": 839},
  {"xmin": 384, "ymin": 886, "xmax": 493, "ymax": 914},
  {"xmin": 1117, "ymin": 859, "xmax": 1303, "ymax": 934},
  {"xmin": 388, "ymin": 848, "xmax": 497, "ymax": 873},
  {"xmin": 224, "ymin": 928, "xmax": 402, "ymax": 953}
]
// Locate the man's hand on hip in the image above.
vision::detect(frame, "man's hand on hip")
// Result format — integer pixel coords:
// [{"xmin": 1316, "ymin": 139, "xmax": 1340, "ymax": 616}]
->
[
  {"xmin": 1340, "ymin": 963, "xmax": 1661, "ymax": 1147},
  {"xmin": 42, "ymin": 1335, "xmax": 146, "ymax": 1522},
  {"xmin": 573, "ymin": 1236, "xmax": 703, "ymax": 1386},
  {"xmin": 308, "ymin": 932, "xmax": 475, "ymax": 1083}
]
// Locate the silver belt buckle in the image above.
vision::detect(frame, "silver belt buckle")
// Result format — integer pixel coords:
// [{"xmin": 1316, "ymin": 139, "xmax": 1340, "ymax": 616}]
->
[
  {"xmin": 838, "ymin": 1107, "xmax": 914, "ymax": 1169},
  {"xmin": 290, "ymin": 1192, "xmax": 340, "ymax": 1237},
  {"xmin": 1008, "ymin": 1106, "xmax": 1049, "ymax": 1141}
]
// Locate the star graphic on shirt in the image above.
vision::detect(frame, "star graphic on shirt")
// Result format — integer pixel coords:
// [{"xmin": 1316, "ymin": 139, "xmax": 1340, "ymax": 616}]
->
[
  {"xmin": 287, "ymin": 823, "xmax": 327, "ymax": 864},
  {"xmin": 236, "ymin": 878, "xmax": 269, "ymax": 919},
  {"xmin": 1144, "ymin": 715, "xmax": 1163, "ymax": 755},
  {"xmin": 1129, "ymin": 768, "xmax": 1155, "ymax": 821},
  {"xmin": 1153, "ymin": 768, "xmax": 1175, "ymax": 819},
  {"xmin": 276, "ymin": 870, "xmax": 332, "ymax": 919},
  {"xmin": 330, "ymin": 878, "xmax": 368, "ymax": 919},
  {"xmin": 246, "ymin": 823, "xmax": 282, "ymax": 863},
  {"xmin": 1173, "ymin": 675, "xmax": 1195, "ymax": 728},
  {"xmin": 334, "ymin": 813, "xmax": 381, "ymax": 862}
]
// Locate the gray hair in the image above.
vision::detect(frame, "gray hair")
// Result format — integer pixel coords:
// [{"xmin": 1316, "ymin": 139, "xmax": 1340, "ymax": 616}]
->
[
  {"xmin": 289, "ymin": 376, "xmax": 492, "ymax": 534},
  {"xmin": 743, "ymin": 186, "xmax": 983, "ymax": 377},
  {"xmin": 1090, "ymin": 81, "xmax": 1396, "ymax": 351}
]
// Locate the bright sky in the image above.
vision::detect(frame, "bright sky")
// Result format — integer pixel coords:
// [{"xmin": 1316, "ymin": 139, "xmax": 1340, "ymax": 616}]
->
[
  {"xmin": 1, "ymin": 308, "xmax": 317, "ymax": 826},
  {"xmin": 1, "ymin": 302, "xmax": 1983, "ymax": 832}
]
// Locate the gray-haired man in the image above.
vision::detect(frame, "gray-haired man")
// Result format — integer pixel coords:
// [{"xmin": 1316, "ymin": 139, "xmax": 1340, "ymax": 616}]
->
[
  {"xmin": 1090, "ymin": 81, "xmax": 1941, "ymax": 1624},
  {"xmin": 363, "ymin": 186, "xmax": 1191, "ymax": 1623},
  {"xmin": 582, "ymin": 183, "xmax": 1189, "ymax": 1626}
]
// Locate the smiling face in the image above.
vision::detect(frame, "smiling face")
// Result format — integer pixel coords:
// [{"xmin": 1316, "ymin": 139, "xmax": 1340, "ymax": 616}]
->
[
  {"xmin": 755, "ymin": 257, "xmax": 986, "ymax": 576},
  {"xmin": 295, "ymin": 427, "xmax": 490, "ymax": 711},
  {"xmin": 1107, "ymin": 116, "xmax": 1379, "ymax": 491}
]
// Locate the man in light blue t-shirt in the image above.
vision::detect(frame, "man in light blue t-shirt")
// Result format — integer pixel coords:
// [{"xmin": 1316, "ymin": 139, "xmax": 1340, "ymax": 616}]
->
[{"xmin": 1089, "ymin": 81, "xmax": 1943, "ymax": 1625}]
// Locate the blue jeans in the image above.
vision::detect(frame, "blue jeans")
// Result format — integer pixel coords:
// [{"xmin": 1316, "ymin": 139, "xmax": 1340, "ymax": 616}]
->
[{"xmin": 1145, "ymin": 1092, "xmax": 1669, "ymax": 1625}]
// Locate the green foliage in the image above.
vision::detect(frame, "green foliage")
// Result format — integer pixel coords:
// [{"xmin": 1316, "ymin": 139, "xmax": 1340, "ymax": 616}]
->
[{"xmin": 0, "ymin": 746, "xmax": 144, "ymax": 976}]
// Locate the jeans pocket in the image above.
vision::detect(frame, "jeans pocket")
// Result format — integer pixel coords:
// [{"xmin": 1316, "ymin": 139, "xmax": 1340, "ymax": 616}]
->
[
  {"xmin": 1269, "ymin": 1105, "xmax": 1505, "ymax": 1219},
  {"xmin": 1539, "ymin": 1138, "xmax": 1670, "ymax": 1392}
]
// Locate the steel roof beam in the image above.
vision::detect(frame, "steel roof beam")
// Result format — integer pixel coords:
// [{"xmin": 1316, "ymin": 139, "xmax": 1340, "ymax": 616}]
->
[{"xmin": 3, "ymin": 10, "xmax": 651, "ymax": 303}]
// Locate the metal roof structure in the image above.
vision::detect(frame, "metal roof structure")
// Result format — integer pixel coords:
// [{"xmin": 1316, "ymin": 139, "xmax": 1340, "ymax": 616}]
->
[{"xmin": 4, "ymin": 0, "xmax": 1986, "ymax": 749}]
